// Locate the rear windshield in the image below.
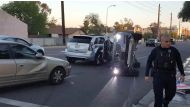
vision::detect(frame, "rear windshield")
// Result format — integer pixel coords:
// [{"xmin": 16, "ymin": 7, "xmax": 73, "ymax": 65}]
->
[{"xmin": 69, "ymin": 36, "xmax": 92, "ymax": 43}]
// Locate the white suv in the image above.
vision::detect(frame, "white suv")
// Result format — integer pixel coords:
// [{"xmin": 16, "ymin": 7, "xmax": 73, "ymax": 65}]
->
[{"xmin": 64, "ymin": 35, "xmax": 106, "ymax": 65}]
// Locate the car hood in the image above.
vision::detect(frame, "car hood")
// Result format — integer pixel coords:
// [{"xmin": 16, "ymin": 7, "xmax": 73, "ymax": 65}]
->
[
  {"xmin": 45, "ymin": 56, "xmax": 69, "ymax": 65},
  {"xmin": 30, "ymin": 44, "xmax": 44, "ymax": 51}
]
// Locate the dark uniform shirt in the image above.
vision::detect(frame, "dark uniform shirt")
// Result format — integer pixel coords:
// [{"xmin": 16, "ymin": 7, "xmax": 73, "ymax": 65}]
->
[{"xmin": 145, "ymin": 46, "xmax": 185, "ymax": 76}]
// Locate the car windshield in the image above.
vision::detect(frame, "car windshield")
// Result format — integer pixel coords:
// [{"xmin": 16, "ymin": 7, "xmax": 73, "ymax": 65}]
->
[{"xmin": 69, "ymin": 36, "xmax": 92, "ymax": 43}]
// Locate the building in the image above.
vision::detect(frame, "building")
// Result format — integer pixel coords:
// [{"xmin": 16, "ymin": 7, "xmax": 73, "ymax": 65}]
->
[
  {"xmin": 181, "ymin": 27, "xmax": 190, "ymax": 39},
  {"xmin": 0, "ymin": 9, "xmax": 28, "ymax": 38}
]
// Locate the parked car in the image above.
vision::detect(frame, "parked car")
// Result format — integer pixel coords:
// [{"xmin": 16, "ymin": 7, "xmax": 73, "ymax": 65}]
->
[
  {"xmin": 146, "ymin": 38, "xmax": 157, "ymax": 47},
  {"xmin": 0, "ymin": 35, "xmax": 45, "ymax": 55},
  {"xmin": 0, "ymin": 40, "xmax": 71, "ymax": 87},
  {"xmin": 64, "ymin": 35, "xmax": 106, "ymax": 65}
]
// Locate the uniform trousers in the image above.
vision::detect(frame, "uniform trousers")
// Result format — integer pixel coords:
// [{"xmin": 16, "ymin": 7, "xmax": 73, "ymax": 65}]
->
[{"xmin": 153, "ymin": 73, "xmax": 176, "ymax": 107}]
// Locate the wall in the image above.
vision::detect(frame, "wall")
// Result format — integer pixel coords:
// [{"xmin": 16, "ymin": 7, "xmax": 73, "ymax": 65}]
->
[
  {"xmin": 29, "ymin": 37, "xmax": 64, "ymax": 46},
  {"xmin": 0, "ymin": 9, "xmax": 28, "ymax": 38}
]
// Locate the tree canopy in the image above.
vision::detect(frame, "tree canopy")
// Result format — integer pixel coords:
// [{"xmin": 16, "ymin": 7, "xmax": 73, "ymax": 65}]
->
[
  {"xmin": 1, "ymin": 1, "xmax": 51, "ymax": 35},
  {"xmin": 81, "ymin": 13, "xmax": 105, "ymax": 35},
  {"xmin": 113, "ymin": 18, "xmax": 134, "ymax": 32},
  {"xmin": 178, "ymin": 1, "xmax": 190, "ymax": 22}
]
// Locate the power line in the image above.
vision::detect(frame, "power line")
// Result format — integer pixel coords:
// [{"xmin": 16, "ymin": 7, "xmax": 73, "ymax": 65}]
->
[{"xmin": 124, "ymin": 1, "xmax": 156, "ymax": 16}]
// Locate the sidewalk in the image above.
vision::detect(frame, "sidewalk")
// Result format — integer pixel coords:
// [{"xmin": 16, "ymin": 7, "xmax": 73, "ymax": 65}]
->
[{"xmin": 135, "ymin": 58, "xmax": 190, "ymax": 107}]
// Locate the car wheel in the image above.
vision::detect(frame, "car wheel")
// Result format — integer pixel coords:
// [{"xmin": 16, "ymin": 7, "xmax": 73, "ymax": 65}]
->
[
  {"xmin": 49, "ymin": 67, "xmax": 66, "ymax": 85},
  {"xmin": 94, "ymin": 53, "xmax": 102, "ymax": 65},
  {"xmin": 37, "ymin": 50, "xmax": 44, "ymax": 55},
  {"xmin": 67, "ymin": 57, "xmax": 75, "ymax": 63}
]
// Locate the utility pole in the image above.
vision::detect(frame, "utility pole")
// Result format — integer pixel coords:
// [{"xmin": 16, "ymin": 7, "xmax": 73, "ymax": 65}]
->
[
  {"xmin": 157, "ymin": 4, "xmax": 160, "ymax": 40},
  {"xmin": 105, "ymin": 5, "xmax": 116, "ymax": 34},
  {"xmin": 170, "ymin": 12, "xmax": 172, "ymax": 37},
  {"xmin": 179, "ymin": 20, "xmax": 181, "ymax": 39},
  {"xmin": 61, "ymin": 1, "xmax": 65, "ymax": 45}
]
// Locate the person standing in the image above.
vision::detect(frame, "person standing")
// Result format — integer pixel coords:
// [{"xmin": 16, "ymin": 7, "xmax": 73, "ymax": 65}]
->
[{"xmin": 145, "ymin": 36, "xmax": 185, "ymax": 107}]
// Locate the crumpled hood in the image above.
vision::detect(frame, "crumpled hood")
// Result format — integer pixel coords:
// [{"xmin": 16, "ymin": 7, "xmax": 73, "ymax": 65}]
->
[{"xmin": 45, "ymin": 56, "xmax": 69, "ymax": 64}]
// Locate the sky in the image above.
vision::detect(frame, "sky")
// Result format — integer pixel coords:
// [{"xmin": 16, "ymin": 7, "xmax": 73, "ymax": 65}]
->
[{"xmin": 1, "ymin": 0, "xmax": 190, "ymax": 29}]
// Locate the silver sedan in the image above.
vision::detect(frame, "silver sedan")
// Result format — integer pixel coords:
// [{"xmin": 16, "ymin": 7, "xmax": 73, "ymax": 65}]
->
[{"xmin": 0, "ymin": 40, "xmax": 71, "ymax": 87}]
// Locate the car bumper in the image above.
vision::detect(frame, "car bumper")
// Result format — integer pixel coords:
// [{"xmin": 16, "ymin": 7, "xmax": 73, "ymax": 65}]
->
[
  {"xmin": 65, "ymin": 64, "xmax": 71, "ymax": 76},
  {"xmin": 64, "ymin": 51, "xmax": 95, "ymax": 61}
]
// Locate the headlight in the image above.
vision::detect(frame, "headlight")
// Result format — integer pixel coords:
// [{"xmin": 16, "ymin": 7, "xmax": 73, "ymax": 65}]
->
[
  {"xmin": 113, "ymin": 67, "xmax": 119, "ymax": 75},
  {"xmin": 115, "ymin": 34, "xmax": 121, "ymax": 41}
]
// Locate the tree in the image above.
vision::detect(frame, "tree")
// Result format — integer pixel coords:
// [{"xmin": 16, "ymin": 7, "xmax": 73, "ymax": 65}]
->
[
  {"xmin": 178, "ymin": 1, "xmax": 190, "ymax": 22},
  {"xmin": 113, "ymin": 18, "xmax": 134, "ymax": 32},
  {"xmin": 81, "ymin": 13, "xmax": 105, "ymax": 35},
  {"xmin": 1, "ymin": 1, "xmax": 51, "ymax": 35},
  {"xmin": 134, "ymin": 25, "xmax": 142, "ymax": 33},
  {"xmin": 150, "ymin": 22, "xmax": 158, "ymax": 37},
  {"xmin": 47, "ymin": 17, "xmax": 57, "ymax": 27}
]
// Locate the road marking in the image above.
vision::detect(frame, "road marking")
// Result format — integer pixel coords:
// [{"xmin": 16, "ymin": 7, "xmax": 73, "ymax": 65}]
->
[{"xmin": 0, "ymin": 97, "xmax": 45, "ymax": 107}]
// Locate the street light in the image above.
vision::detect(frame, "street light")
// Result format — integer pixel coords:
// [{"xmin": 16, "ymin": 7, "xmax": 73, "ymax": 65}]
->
[{"xmin": 106, "ymin": 5, "xmax": 116, "ymax": 34}]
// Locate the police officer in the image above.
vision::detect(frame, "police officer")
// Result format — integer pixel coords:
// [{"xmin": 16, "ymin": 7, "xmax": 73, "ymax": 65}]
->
[{"xmin": 145, "ymin": 35, "xmax": 185, "ymax": 107}]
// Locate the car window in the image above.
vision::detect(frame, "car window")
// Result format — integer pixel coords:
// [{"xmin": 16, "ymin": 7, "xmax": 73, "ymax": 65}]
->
[
  {"xmin": 10, "ymin": 44, "xmax": 36, "ymax": 59},
  {"xmin": 69, "ymin": 36, "xmax": 92, "ymax": 44},
  {"xmin": 5, "ymin": 38, "xmax": 15, "ymax": 42},
  {"xmin": 0, "ymin": 44, "xmax": 10, "ymax": 59},
  {"xmin": 94, "ymin": 38, "xmax": 100, "ymax": 44},
  {"xmin": 99, "ymin": 37, "xmax": 105, "ymax": 44},
  {"xmin": 16, "ymin": 38, "xmax": 30, "ymax": 46}
]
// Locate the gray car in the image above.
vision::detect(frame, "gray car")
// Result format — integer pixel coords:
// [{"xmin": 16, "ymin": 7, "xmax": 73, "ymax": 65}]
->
[
  {"xmin": 0, "ymin": 35, "xmax": 45, "ymax": 55},
  {"xmin": 0, "ymin": 40, "xmax": 71, "ymax": 87}
]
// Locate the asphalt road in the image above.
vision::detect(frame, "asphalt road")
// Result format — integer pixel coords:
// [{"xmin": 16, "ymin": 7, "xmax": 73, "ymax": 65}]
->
[{"xmin": 0, "ymin": 41, "xmax": 189, "ymax": 107}]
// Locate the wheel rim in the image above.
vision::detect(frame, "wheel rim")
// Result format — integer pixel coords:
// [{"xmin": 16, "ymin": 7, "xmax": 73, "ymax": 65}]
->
[{"xmin": 53, "ymin": 69, "xmax": 63, "ymax": 83}]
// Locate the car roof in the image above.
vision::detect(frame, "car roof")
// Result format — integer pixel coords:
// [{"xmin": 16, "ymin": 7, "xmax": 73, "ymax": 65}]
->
[
  {"xmin": 0, "ymin": 39, "xmax": 19, "ymax": 44},
  {"xmin": 0, "ymin": 35, "xmax": 16, "ymax": 38},
  {"xmin": 72, "ymin": 35, "xmax": 105, "ymax": 39}
]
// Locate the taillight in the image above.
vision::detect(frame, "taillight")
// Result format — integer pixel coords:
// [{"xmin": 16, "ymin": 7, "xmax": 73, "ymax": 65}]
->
[{"xmin": 88, "ymin": 42, "xmax": 93, "ymax": 51}]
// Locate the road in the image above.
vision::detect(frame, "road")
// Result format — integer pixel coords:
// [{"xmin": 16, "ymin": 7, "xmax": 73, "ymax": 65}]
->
[{"xmin": 0, "ymin": 40, "xmax": 190, "ymax": 107}]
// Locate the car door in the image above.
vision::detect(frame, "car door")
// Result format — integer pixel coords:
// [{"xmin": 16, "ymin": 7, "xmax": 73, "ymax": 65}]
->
[
  {"xmin": 10, "ymin": 44, "xmax": 48, "ymax": 81},
  {"xmin": 0, "ymin": 44, "xmax": 16, "ymax": 84}
]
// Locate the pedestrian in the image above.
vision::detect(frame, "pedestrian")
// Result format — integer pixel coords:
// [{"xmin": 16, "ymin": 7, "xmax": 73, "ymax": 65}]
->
[
  {"xmin": 104, "ymin": 36, "xmax": 112, "ymax": 62},
  {"xmin": 144, "ymin": 35, "xmax": 185, "ymax": 107}
]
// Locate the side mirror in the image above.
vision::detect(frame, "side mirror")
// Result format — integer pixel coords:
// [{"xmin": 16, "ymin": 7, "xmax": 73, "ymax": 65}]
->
[{"xmin": 35, "ymin": 53, "xmax": 43, "ymax": 59}]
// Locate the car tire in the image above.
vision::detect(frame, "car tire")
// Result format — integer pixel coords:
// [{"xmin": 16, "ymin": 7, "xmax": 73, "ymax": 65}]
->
[
  {"xmin": 49, "ymin": 67, "xmax": 65, "ymax": 85},
  {"xmin": 94, "ymin": 53, "xmax": 102, "ymax": 65},
  {"xmin": 67, "ymin": 57, "xmax": 75, "ymax": 63}
]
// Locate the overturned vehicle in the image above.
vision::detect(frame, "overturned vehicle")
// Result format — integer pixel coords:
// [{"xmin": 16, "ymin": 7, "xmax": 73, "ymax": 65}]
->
[{"xmin": 111, "ymin": 32, "xmax": 142, "ymax": 76}]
